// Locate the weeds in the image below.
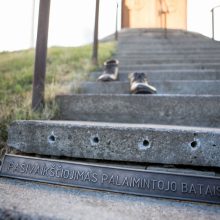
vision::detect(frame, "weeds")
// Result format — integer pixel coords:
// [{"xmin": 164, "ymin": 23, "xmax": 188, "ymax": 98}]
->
[{"xmin": 0, "ymin": 41, "xmax": 115, "ymax": 153}]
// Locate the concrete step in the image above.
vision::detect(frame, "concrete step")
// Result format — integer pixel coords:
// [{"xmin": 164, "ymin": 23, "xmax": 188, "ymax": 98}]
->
[
  {"xmin": 1, "ymin": 178, "xmax": 220, "ymax": 220},
  {"xmin": 117, "ymin": 46, "xmax": 220, "ymax": 50},
  {"xmin": 56, "ymin": 94, "xmax": 220, "ymax": 128},
  {"xmin": 116, "ymin": 51, "xmax": 220, "ymax": 56},
  {"xmin": 115, "ymin": 54, "xmax": 220, "ymax": 58},
  {"xmin": 119, "ymin": 63, "xmax": 220, "ymax": 71},
  {"xmin": 117, "ymin": 40, "xmax": 220, "ymax": 44},
  {"xmin": 117, "ymin": 47, "xmax": 220, "ymax": 52},
  {"xmin": 90, "ymin": 70, "xmax": 220, "ymax": 81},
  {"xmin": 118, "ymin": 32, "xmax": 209, "ymax": 39},
  {"xmin": 117, "ymin": 44, "xmax": 220, "ymax": 48},
  {"xmin": 118, "ymin": 29, "xmax": 214, "ymax": 41},
  {"xmin": 115, "ymin": 54, "xmax": 220, "ymax": 59},
  {"xmin": 7, "ymin": 120, "xmax": 220, "ymax": 167},
  {"xmin": 117, "ymin": 59, "xmax": 220, "ymax": 65},
  {"xmin": 116, "ymin": 48, "xmax": 220, "ymax": 52},
  {"xmin": 117, "ymin": 39, "xmax": 219, "ymax": 44},
  {"xmin": 74, "ymin": 81, "xmax": 220, "ymax": 95},
  {"xmin": 117, "ymin": 44, "xmax": 220, "ymax": 49}
]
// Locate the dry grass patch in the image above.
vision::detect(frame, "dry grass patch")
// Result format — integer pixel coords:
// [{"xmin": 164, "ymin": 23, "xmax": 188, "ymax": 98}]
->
[{"xmin": 0, "ymin": 41, "xmax": 116, "ymax": 154}]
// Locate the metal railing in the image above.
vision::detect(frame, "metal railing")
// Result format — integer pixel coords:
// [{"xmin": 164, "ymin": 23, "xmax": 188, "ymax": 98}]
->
[
  {"xmin": 115, "ymin": 2, "xmax": 119, "ymax": 41},
  {"xmin": 92, "ymin": 0, "xmax": 119, "ymax": 65},
  {"xmin": 159, "ymin": 0, "xmax": 169, "ymax": 38},
  {"xmin": 211, "ymin": 5, "xmax": 220, "ymax": 40},
  {"xmin": 92, "ymin": 0, "xmax": 100, "ymax": 65}
]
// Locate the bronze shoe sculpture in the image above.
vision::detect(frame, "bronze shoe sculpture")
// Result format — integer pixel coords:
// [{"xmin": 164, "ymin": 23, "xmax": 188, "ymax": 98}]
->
[
  {"xmin": 129, "ymin": 72, "xmax": 157, "ymax": 94},
  {"xmin": 98, "ymin": 59, "xmax": 119, "ymax": 81}
]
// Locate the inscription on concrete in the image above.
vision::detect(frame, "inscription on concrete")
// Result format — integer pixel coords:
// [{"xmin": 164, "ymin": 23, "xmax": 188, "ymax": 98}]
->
[{"xmin": 0, "ymin": 154, "xmax": 220, "ymax": 204}]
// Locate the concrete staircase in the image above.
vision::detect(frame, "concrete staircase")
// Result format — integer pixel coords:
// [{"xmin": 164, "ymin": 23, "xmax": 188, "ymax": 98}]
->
[{"xmin": 2, "ymin": 29, "xmax": 220, "ymax": 219}]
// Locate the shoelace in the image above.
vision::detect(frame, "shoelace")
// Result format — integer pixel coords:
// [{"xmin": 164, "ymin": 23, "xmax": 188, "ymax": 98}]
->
[
  {"xmin": 105, "ymin": 65, "xmax": 117, "ymax": 74},
  {"xmin": 133, "ymin": 73, "xmax": 146, "ymax": 83}
]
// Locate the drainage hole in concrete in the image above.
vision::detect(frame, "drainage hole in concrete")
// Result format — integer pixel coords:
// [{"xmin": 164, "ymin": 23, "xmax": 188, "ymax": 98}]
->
[
  {"xmin": 191, "ymin": 141, "xmax": 198, "ymax": 148},
  {"xmin": 143, "ymin": 139, "xmax": 150, "ymax": 147},
  {"xmin": 48, "ymin": 135, "xmax": 56, "ymax": 143},
  {"xmin": 93, "ymin": 137, "xmax": 99, "ymax": 144},
  {"xmin": 138, "ymin": 139, "xmax": 151, "ymax": 150}
]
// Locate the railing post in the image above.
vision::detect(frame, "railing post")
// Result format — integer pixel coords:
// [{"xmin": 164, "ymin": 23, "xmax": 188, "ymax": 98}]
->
[
  {"xmin": 32, "ymin": 0, "xmax": 51, "ymax": 111},
  {"xmin": 30, "ymin": 0, "xmax": 36, "ymax": 48},
  {"xmin": 164, "ymin": 12, "xmax": 167, "ymax": 38},
  {"xmin": 211, "ymin": 8, "xmax": 215, "ymax": 40},
  {"xmin": 92, "ymin": 0, "xmax": 100, "ymax": 65},
  {"xmin": 115, "ymin": 2, "xmax": 119, "ymax": 41},
  {"xmin": 159, "ymin": 0, "xmax": 169, "ymax": 38},
  {"xmin": 210, "ymin": 5, "xmax": 220, "ymax": 41}
]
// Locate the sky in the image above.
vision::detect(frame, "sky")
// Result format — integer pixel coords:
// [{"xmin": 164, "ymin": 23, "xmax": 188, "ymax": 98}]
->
[
  {"xmin": 187, "ymin": 0, "xmax": 220, "ymax": 39},
  {"xmin": 0, "ymin": 0, "xmax": 219, "ymax": 52}
]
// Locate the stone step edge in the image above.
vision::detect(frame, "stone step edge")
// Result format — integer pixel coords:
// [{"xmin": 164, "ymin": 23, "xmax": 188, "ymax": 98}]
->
[
  {"xmin": 118, "ymin": 63, "xmax": 220, "ymax": 67},
  {"xmin": 89, "ymin": 71, "xmax": 219, "ymax": 80},
  {"xmin": 8, "ymin": 120, "xmax": 220, "ymax": 168},
  {"xmin": 56, "ymin": 94, "xmax": 220, "ymax": 127},
  {"xmin": 72, "ymin": 81, "xmax": 220, "ymax": 95}
]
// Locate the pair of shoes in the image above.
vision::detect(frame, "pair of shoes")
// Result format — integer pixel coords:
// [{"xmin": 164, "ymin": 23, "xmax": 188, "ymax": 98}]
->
[{"xmin": 98, "ymin": 59, "xmax": 157, "ymax": 94}]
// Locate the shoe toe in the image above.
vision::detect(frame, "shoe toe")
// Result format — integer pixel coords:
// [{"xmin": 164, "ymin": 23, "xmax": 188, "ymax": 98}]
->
[
  {"xmin": 131, "ymin": 83, "xmax": 157, "ymax": 94},
  {"xmin": 98, "ymin": 74, "xmax": 114, "ymax": 82}
]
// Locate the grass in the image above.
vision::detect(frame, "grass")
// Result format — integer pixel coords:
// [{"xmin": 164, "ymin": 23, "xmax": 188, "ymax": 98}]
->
[{"xmin": 0, "ymin": 41, "xmax": 116, "ymax": 154}]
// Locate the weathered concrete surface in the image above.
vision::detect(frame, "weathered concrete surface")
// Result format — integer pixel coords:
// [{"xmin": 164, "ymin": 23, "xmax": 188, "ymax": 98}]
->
[
  {"xmin": 74, "ymin": 81, "xmax": 220, "ymax": 95},
  {"xmin": 90, "ymin": 70, "xmax": 220, "ymax": 81},
  {"xmin": 116, "ymin": 51, "xmax": 220, "ymax": 56},
  {"xmin": 116, "ymin": 55, "xmax": 220, "ymax": 61},
  {"xmin": 119, "ymin": 63, "xmax": 220, "ymax": 71},
  {"xmin": 117, "ymin": 39, "xmax": 220, "ymax": 43},
  {"xmin": 117, "ymin": 39, "xmax": 220, "ymax": 46},
  {"xmin": 8, "ymin": 120, "xmax": 220, "ymax": 167},
  {"xmin": 117, "ymin": 46, "xmax": 220, "ymax": 51},
  {"xmin": 0, "ymin": 207, "xmax": 52, "ymax": 220},
  {"xmin": 116, "ymin": 52, "xmax": 220, "ymax": 58},
  {"xmin": 0, "ymin": 178, "xmax": 220, "ymax": 220},
  {"xmin": 117, "ymin": 58, "xmax": 220, "ymax": 65},
  {"xmin": 56, "ymin": 94, "xmax": 220, "ymax": 128},
  {"xmin": 117, "ymin": 41, "xmax": 220, "ymax": 50}
]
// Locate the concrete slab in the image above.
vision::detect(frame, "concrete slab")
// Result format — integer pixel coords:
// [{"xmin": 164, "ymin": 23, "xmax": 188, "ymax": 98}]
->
[
  {"xmin": 74, "ymin": 81, "xmax": 220, "ymax": 95},
  {"xmin": 116, "ymin": 50, "xmax": 220, "ymax": 54},
  {"xmin": 117, "ymin": 48, "xmax": 220, "ymax": 52},
  {"xmin": 119, "ymin": 63, "xmax": 220, "ymax": 71},
  {"xmin": 115, "ymin": 53, "xmax": 220, "ymax": 58},
  {"xmin": 118, "ymin": 59, "xmax": 220, "ymax": 65},
  {"xmin": 7, "ymin": 120, "xmax": 220, "ymax": 167},
  {"xmin": 117, "ymin": 40, "xmax": 219, "ymax": 45},
  {"xmin": 56, "ymin": 94, "xmax": 220, "ymax": 128},
  {"xmin": 0, "ymin": 178, "xmax": 219, "ymax": 220},
  {"xmin": 90, "ymin": 70, "xmax": 220, "ymax": 81},
  {"xmin": 115, "ymin": 55, "xmax": 220, "ymax": 60},
  {"xmin": 117, "ymin": 41, "xmax": 220, "ymax": 48},
  {"xmin": 117, "ymin": 42, "xmax": 220, "ymax": 47},
  {"xmin": 117, "ymin": 56, "xmax": 220, "ymax": 60}
]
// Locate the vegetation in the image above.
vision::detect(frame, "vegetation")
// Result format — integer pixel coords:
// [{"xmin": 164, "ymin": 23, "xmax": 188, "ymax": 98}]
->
[{"xmin": 0, "ymin": 41, "xmax": 116, "ymax": 154}]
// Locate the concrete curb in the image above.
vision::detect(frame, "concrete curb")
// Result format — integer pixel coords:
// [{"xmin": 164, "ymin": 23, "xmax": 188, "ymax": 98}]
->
[
  {"xmin": 74, "ymin": 81, "xmax": 220, "ymax": 95},
  {"xmin": 8, "ymin": 120, "xmax": 220, "ymax": 167},
  {"xmin": 56, "ymin": 94, "xmax": 220, "ymax": 127}
]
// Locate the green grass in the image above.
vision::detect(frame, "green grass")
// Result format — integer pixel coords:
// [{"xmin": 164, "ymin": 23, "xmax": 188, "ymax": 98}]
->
[{"xmin": 0, "ymin": 41, "xmax": 116, "ymax": 153}]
